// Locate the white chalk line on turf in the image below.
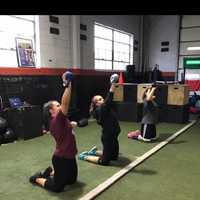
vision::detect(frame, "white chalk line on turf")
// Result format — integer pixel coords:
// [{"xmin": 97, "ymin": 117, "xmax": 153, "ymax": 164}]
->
[{"xmin": 79, "ymin": 120, "xmax": 197, "ymax": 200}]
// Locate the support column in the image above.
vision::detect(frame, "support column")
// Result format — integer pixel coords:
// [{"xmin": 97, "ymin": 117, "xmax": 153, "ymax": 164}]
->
[{"xmin": 71, "ymin": 15, "xmax": 80, "ymax": 68}]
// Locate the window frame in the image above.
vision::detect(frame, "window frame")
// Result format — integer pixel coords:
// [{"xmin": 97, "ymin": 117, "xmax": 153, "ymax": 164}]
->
[{"xmin": 94, "ymin": 22, "xmax": 134, "ymax": 71}]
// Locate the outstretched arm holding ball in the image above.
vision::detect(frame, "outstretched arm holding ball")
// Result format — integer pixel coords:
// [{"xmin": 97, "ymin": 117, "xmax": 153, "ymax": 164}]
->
[
  {"xmin": 62, "ymin": 71, "xmax": 73, "ymax": 87},
  {"xmin": 61, "ymin": 71, "xmax": 73, "ymax": 115},
  {"xmin": 29, "ymin": 71, "xmax": 78, "ymax": 193},
  {"xmin": 79, "ymin": 73, "xmax": 121, "ymax": 166}
]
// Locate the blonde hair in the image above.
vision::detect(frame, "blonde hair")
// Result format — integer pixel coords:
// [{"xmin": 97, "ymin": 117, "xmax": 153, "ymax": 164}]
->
[{"xmin": 89, "ymin": 96, "xmax": 98, "ymax": 115}]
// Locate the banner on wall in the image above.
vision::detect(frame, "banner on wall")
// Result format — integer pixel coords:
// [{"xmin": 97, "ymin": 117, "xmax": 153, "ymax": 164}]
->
[
  {"xmin": 184, "ymin": 57, "xmax": 200, "ymax": 91},
  {"xmin": 15, "ymin": 38, "xmax": 35, "ymax": 67}
]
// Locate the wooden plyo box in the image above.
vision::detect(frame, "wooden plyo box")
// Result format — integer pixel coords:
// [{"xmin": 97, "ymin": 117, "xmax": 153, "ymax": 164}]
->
[
  {"xmin": 137, "ymin": 83, "xmax": 152, "ymax": 103},
  {"xmin": 113, "ymin": 84, "xmax": 124, "ymax": 101},
  {"xmin": 167, "ymin": 84, "xmax": 189, "ymax": 105},
  {"xmin": 123, "ymin": 84, "xmax": 137, "ymax": 102}
]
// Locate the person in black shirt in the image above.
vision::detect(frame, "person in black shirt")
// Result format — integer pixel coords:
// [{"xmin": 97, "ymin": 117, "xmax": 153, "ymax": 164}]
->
[{"xmin": 79, "ymin": 83, "xmax": 121, "ymax": 165}]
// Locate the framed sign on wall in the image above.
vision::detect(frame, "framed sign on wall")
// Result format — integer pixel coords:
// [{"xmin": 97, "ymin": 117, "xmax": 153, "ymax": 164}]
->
[{"xmin": 15, "ymin": 38, "xmax": 35, "ymax": 67}]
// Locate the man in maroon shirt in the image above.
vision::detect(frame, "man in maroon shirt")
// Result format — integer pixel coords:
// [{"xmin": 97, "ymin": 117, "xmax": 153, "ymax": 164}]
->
[{"xmin": 29, "ymin": 72, "xmax": 78, "ymax": 193}]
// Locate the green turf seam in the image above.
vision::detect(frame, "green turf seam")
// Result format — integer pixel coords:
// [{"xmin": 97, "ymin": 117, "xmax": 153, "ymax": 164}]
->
[{"xmin": 79, "ymin": 120, "xmax": 197, "ymax": 200}]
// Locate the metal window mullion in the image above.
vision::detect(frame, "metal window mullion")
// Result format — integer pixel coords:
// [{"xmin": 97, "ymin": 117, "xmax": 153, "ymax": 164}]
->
[
  {"xmin": 8, "ymin": 15, "xmax": 35, "ymax": 23},
  {"xmin": 113, "ymin": 40, "xmax": 130, "ymax": 46},
  {"xmin": 112, "ymin": 30, "xmax": 114, "ymax": 70},
  {"xmin": 129, "ymin": 36, "xmax": 131, "ymax": 64},
  {"xmin": 96, "ymin": 58, "xmax": 112, "ymax": 61},
  {"xmin": 114, "ymin": 60, "xmax": 129, "ymax": 63},
  {"xmin": 33, "ymin": 16, "xmax": 36, "ymax": 52},
  {"xmin": 95, "ymin": 36, "xmax": 112, "ymax": 42},
  {"xmin": 0, "ymin": 47, "xmax": 16, "ymax": 51}
]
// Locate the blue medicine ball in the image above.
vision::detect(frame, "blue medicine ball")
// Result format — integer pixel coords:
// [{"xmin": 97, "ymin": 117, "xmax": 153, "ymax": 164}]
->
[{"xmin": 65, "ymin": 71, "xmax": 73, "ymax": 82}]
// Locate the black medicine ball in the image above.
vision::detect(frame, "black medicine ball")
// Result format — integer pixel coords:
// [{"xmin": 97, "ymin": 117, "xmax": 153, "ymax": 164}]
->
[
  {"xmin": 0, "ymin": 117, "xmax": 8, "ymax": 135},
  {"xmin": 78, "ymin": 118, "xmax": 88, "ymax": 127},
  {"xmin": 3, "ymin": 128, "xmax": 16, "ymax": 143}
]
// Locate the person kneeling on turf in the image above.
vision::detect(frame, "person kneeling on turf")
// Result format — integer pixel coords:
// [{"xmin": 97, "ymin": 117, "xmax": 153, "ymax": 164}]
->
[
  {"xmin": 128, "ymin": 86, "xmax": 158, "ymax": 142},
  {"xmin": 29, "ymin": 72, "xmax": 78, "ymax": 193},
  {"xmin": 79, "ymin": 81, "xmax": 121, "ymax": 166}
]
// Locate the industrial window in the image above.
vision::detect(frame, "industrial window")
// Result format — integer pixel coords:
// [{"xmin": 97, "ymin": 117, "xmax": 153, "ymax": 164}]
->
[
  {"xmin": 0, "ymin": 15, "xmax": 36, "ymax": 67},
  {"xmin": 94, "ymin": 22, "xmax": 134, "ymax": 71}
]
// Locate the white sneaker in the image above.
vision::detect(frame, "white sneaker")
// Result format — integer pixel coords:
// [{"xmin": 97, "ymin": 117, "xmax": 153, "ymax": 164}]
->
[
  {"xmin": 138, "ymin": 135, "xmax": 151, "ymax": 142},
  {"xmin": 87, "ymin": 146, "xmax": 97, "ymax": 156},
  {"xmin": 142, "ymin": 137, "xmax": 151, "ymax": 142},
  {"xmin": 138, "ymin": 135, "xmax": 144, "ymax": 141}
]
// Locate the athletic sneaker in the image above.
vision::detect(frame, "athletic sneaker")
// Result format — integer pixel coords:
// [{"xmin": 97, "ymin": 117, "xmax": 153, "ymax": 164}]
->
[
  {"xmin": 87, "ymin": 146, "xmax": 97, "ymax": 156},
  {"xmin": 29, "ymin": 172, "xmax": 42, "ymax": 184},
  {"xmin": 78, "ymin": 151, "xmax": 88, "ymax": 160},
  {"xmin": 42, "ymin": 166, "xmax": 53, "ymax": 178},
  {"xmin": 143, "ymin": 138, "xmax": 151, "ymax": 142},
  {"xmin": 138, "ymin": 135, "xmax": 151, "ymax": 142}
]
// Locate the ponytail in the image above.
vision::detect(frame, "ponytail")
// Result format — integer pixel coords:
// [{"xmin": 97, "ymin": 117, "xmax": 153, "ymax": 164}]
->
[
  {"xmin": 43, "ymin": 101, "xmax": 54, "ymax": 131},
  {"xmin": 89, "ymin": 96, "xmax": 97, "ymax": 118}
]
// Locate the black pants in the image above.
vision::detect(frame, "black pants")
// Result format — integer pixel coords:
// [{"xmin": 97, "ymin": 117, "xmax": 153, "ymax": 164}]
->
[
  {"xmin": 99, "ymin": 135, "xmax": 119, "ymax": 166},
  {"xmin": 141, "ymin": 124, "xmax": 156, "ymax": 139},
  {"xmin": 44, "ymin": 155, "xmax": 78, "ymax": 193}
]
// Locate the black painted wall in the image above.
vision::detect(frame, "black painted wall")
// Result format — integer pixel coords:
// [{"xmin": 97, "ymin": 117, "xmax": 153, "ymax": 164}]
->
[
  {"xmin": 0, "ymin": 74, "xmax": 110, "ymax": 120},
  {"xmin": 0, "ymin": 71, "xmax": 173, "ymax": 120}
]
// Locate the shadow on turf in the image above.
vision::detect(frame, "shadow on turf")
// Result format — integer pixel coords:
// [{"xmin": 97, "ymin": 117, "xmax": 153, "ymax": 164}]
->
[
  {"xmin": 132, "ymin": 168, "xmax": 157, "ymax": 175},
  {"xmin": 47, "ymin": 181, "xmax": 86, "ymax": 200},
  {"xmin": 155, "ymin": 133, "xmax": 172, "ymax": 142},
  {"xmin": 169, "ymin": 140, "xmax": 187, "ymax": 144},
  {"xmin": 149, "ymin": 133, "xmax": 187, "ymax": 144},
  {"xmin": 110, "ymin": 155, "xmax": 132, "ymax": 167},
  {"xmin": 148, "ymin": 133, "xmax": 186, "ymax": 144}
]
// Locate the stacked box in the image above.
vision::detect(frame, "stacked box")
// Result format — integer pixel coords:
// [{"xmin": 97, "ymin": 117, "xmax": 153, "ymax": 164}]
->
[
  {"xmin": 167, "ymin": 84, "xmax": 189, "ymax": 105},
  {"xmin": 113, "ymin": 84, "xmax": 124, "ymax": 102},
  {"xmin": 116, "ymin": 102, "xmax": 143, "ymax": 122}
]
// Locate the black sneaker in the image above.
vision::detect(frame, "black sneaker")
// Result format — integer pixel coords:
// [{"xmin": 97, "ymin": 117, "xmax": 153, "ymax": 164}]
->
[
  {"xmin": 42, "ymin": 166, "xmax": 53, "ymax": 178},
  {"xmin": 29, "ymin": 172, "xmax": 42, "ymax": 184}
]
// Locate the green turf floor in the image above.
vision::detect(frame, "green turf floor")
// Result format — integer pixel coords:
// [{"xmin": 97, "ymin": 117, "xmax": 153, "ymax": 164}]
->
[
  {"xmin": 96, "ymin": 120, "xmax": 200, "ymax": 200},
  {"xmin": 0, "ymin": 121, "xmax": 189, "ymax": 200}
]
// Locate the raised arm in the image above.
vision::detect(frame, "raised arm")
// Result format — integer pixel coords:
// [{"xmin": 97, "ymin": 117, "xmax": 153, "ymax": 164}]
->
[
  {"xmin": 61, "ymin": 82, "xmax": 71, "ymax": 116},
  {"xmin": 146, "ymin": 87, "xmax": 156, "ymax": 101},
  {"xmin": 103, "ymin": 83, "xmax": 118, "ymax": 108},
  {"xmin": 61, "ymin": 71, "xmax": 74, "ymax": 116},
  {"xmin": 105, "ymin": 73, "xmax": 119, "ymax": 104}
]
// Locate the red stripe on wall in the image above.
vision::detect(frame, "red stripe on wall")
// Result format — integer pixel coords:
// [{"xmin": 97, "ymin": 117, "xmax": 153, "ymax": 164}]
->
[
  {"xmin": 0, "ymin": 67, "xmax": 175, "ymax": 77},
  {"xmin": 0, "ymin": 67, "xmax": 117, "ymax": 76},
  {"xmin": 161, "ymin": 72, "xmax": 175, "ymax": 77},
  {"xmin": 0, "ymin": 67, "xmax": 66, "ymax": 76}
]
